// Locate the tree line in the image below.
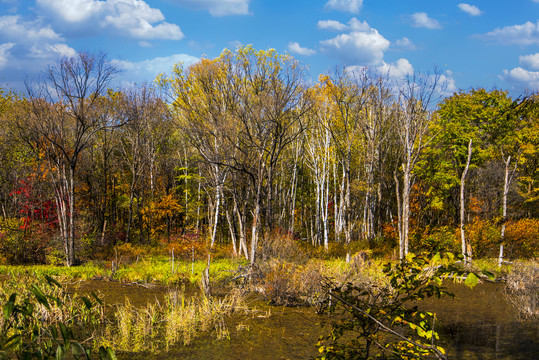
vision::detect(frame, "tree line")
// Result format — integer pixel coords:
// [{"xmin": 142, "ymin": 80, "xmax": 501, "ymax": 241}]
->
[{"xmin": 0, "ymin": 47, "xmax": 537, "ymax": 266}]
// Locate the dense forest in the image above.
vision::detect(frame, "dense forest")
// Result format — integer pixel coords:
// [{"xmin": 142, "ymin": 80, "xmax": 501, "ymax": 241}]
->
[{"xmin": 0, "ymin": 47, "xmax": 538, "ymax": 267}]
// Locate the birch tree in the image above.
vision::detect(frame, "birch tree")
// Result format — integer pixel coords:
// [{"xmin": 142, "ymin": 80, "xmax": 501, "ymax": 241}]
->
[{"xmin": 394, "ymin": 72, "xmax": 441, "ymax": 259}]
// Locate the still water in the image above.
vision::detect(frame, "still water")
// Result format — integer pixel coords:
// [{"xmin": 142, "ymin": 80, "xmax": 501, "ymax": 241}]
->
[{"xmin": 73, "ymin": 280, "xmax": 538, "ymax": 359}]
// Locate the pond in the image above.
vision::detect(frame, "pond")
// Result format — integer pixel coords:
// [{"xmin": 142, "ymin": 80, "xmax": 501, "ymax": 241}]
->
[{"xmin": 71, "ymin": 280, "xmax": 538, "ymax": 359}]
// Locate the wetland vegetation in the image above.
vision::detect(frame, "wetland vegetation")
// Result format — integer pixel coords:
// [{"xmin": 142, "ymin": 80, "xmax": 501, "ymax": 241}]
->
[{"xmin": 0, "ymin": 47, "xmax": 538, "ymax": 358}]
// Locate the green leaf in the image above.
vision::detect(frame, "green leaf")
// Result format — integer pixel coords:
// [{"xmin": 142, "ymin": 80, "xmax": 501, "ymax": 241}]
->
[
  {"xmin": 30, "ymin": 285, "xmax": 50, "ymax": 310},
  {"xmin": 2, "ymin": 334, "xmax": 21, "ymax": 349},
  {"xmin": 59, "ymin": 323, "xmax": 71, "ymax": 345},
  {"xmin": 80, "ymin": 296, "xmax": 93, "ymax": 310},
  {"xmin": 71, "ymin": 342, "xmax": 87, "ymax": 358},
  {"xmin": 98, "ymin": 346, "xmax": 117, "ymax": 360},
  {"xmin": 3, "ymin": 298, "xmax": 15, "ymax": 320},
  {"xmin": 45, "ymin": 275, "xmax": 62, "ymax": 289},
  {"xmin": 464, "ymin": 273, "xmax": 479, "ymax": 288},
  {"xmin": 90, "ymin": 291, "xmax": 103, "ymax": 306},
  {"xmin": 55, "ymin": 344, "xmax": 65, "ymax": 360}
]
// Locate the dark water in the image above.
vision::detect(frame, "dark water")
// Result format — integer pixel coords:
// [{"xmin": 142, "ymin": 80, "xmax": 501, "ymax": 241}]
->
[
  {"xmin": 424, "ymin": 282, "xmax": 539, "ymax": 360},
  {"xmin": 73, "ymin": 280, "xmax": 538, "ymax": 360}
]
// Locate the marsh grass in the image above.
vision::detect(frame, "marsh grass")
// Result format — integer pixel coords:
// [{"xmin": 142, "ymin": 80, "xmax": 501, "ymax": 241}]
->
[
  {"xmin": 505, "ymin": 260, "xmax": 538, "ymax": 319},
  {"xmin": 99, "ymin": 286, "xmax": 248, "ymax": 353},
  {"xmin": 0, "ymin": 256, "xmax": 243, "ymax": 286}
]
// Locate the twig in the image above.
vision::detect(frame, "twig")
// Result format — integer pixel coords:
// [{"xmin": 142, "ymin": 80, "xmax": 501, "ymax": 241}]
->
[{"xmin": 327, "ymin": 291, "xmax": 448, "ymax": 360}]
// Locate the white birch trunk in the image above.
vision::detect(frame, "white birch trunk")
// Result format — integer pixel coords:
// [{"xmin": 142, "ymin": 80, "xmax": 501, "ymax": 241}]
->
[{"xmin": 460, "ymin": 139, "xmax": 473, "ymax": 264}]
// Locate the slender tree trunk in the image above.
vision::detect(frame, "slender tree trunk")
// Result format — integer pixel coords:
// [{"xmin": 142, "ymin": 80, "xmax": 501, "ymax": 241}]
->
[
  {"xmin": 210, "ymin": 171, "xmax": 222, "ymax": 249},
  {"xmin": 126, "ymin": 173, "xmax": 136, "ymax": 242},
  {"xmin": 461, "ymin": 139, "xmax": 473, "ymax": 264},
  {"xmin": 394, "ymin": 171, "xmax": 403, "ymax": 259},
  {"xmin": 68, "ymin": 165, "xmax": 76, "ymax": 266},
  {"xmin": 233, "ymin": 196, "xmax": 249, "ymax": 260},
  {"xmin": 225, "ymin": 205, "xmax": 237, "ymax": 256},
  {"xmin": 323, "ymin": 162, "xmax": 330, "ymax": 250},
  {"xmin": 401, "ymin": 163, "xmax": 411, "ymax": 258},
  {"xmin": 250, "ymin": 196, "xmax": 261, "ymax": 264},
  {"xmin": 501, "ymin": 155, "xmax": 511, "ymax": 245},
  {"xmin": 288, "ymin": 141, "xmax": 300, "ymax": 233}
]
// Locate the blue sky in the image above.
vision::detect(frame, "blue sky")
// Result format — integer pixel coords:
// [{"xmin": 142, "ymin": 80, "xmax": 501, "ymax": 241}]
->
[{"xmin": 0, "ymin": 0, "xmax": 538, "ymax": 97}]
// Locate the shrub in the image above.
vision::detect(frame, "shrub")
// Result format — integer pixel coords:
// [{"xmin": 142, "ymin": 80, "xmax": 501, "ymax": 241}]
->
[
  {"xmin": 0, "ymin": 275, "xmax": 115, "ymax": 359},
  {"xmin": 0, "ymin": 218, "xmax": 50, "ymax": 265},
  {"xmin": 317, "ymin": 253, "xmax": 480, "ymax": 360},
  {"xmin": 258, "ymin": 229, "xmax": 308, "ymax": 263},
  {"xmin": 411, "ymin": 226, "xmax": 459, "ymax": 256},
  {"xmin": 504, "ymin": 219, "xmax": 539, "ymax": 259}
]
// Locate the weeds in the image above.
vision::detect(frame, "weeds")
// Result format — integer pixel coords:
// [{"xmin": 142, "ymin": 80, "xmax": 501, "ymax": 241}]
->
[
  {"xmin": 0, "ymin": 275, "xmax": 114, "ymax": 359},
  {"xmin": 99, "ymin": 286, "xmax": 248, "ymax": 353},
  {"xmin": 505, "ymin": 260, "xmax": 539, "ymax": 319}
]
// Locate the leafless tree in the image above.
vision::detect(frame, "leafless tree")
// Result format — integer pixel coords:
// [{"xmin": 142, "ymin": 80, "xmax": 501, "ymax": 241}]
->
[{"xmin": 22, "ymin": 52, "xmax": 119, "ymax": 266}]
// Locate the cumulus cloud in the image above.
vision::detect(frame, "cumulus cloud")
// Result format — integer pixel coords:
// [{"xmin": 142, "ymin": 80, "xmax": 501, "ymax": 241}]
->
[
  {"xmin": 501, "ymin": 53, "xmax": 539, "ymax": 90},
  {"xmin": 0, "ymin": 15, "xmax": 78, "ymax": 89},
  {"xmin": 36, "ymin": 0, "xmax": 184, "ymax": 40},
  {"xmin": 0, "ymin": 15, "xmax": 76, "ymax": 66},
  {"xmin": 324, "ymin": 0, "xmax": 363, "ymax": 14},
  {"xmin": 478, "ymin": 21, "xmax": 539, "ymax": 45},
  {"xmin": 288, "ymin": 42, "xmax": 316, "ymax": 56},
  {"xmin": 320, "ymin": 29, "xmax": 390, "ymax": 65},
  {"xmin": 170, "ymin": 0, "xmax": 250, "ymax": 16},
  {"xmin": 458, "ymin": 3, "xmax": 482, "ymax": 16},
  {"xmin": 0, "ymin": 15, "xmax": 61, "ymax": 43},
  {"xmin": 317, "ymin": 17, "xmax": 370, "ymax": 32},
  {"xmin": 502, "ymin": 67, "xmax": 539, "ymax": 89},
  {"xmin": 112, "ymin": 53, "xmax": 199, "ymax": 85},
  {"xmin": 520, "ymin": 53, "xmax": 539, "ymax": 70},
  {"xmin": 408, "ymin": 12, "xmax": 442, "ymax": 29}
]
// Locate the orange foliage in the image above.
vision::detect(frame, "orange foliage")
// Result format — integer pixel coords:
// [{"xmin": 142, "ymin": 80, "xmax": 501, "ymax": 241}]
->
[
  {"xmin": 505, "ymin": 219, "xmax": 539, "ymax": 258},
  {"xmin": 160, "ymin": 233, "xmax": 206, "ymax": 261}
]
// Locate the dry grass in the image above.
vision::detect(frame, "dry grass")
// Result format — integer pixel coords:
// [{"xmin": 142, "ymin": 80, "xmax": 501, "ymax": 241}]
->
[
  {"xmin": 99, "ymin": 286, "xmax": 248, "ymax": 353},
  {"xmin": 505, "ymin": 260, "xmax": 539, "ymax": 320}
]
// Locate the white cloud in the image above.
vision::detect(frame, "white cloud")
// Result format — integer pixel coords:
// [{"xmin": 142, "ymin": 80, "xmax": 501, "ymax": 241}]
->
[
  {"xmin": 376, "ymin": 58, "xmax": 415, "ymax": 79},
  {"xmin": 502, "ymin": 67, "xmax": 539, "ymax": 89},
  {"xmin": 0, "ymin": 15, "xmax": 76, "ymax": 67},
  {"xmin": 112, "ymin": 53, "xmax": 200, "ymax": 85},
  {"xmin": 288, "ymin": 42, "xmax": 316, "ymax": 56},
  {"xmin": 438, "ymin": 72, "xmax": 458, "ymax": 96},
  {"xmin": 36, "ymin": 0, "xmax": 184, "ymax": 40},
  {"xmin": 347, "ymin": 58, "xmax": 414, "ymax": 81},
  {"xmin": 478, "ymin": 21, "xmax": 539, "ymax": 46},
  {"xmin": 520, "ymin": 53, "xmax": 539, "ymax": 70},
  {"xmin": 320, "ymin": 29, "xmax": 390, "ymax": 65},
  {"xmin": 394, "ymin": 37, "xmax": 416, "ymax": 50},
  {"xmin": 0, "ymin": 15, "xmax": 61, "ymax": 43},
  {"xmin": 317, "ymin": 17, "xmax": 370, "ymax": 32},
  {"xmin": 458, "ymin": 3, "xmax": 482, "ymax": 16},
  {"xmin": 30, "ymin": 43, "xmax": 77, "ymax": 59},
  {"xmin": 318, "ymin": 20, "xmax": 348, "ymax": 32},
  {"xmin": 0, "ymin": 42, "xmax": 14, "ymax": 69},
  {"xmin": 170, "ymin": 0, "xmax": 250, "ymax": 16},
  {"xmin": 409, "ymin": 12, "xmax": 442, "ymax": 29},
  {"xmin": 345, "ymin": 60, "xmax": 457, "ymax": 97},
  {"xmin": 324, "ymin": 0, "xmax": 363, "ymax": 14},
  {"xmin": 0, "ymin": 16, "xmax": 78, "ymax": 89}
]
